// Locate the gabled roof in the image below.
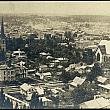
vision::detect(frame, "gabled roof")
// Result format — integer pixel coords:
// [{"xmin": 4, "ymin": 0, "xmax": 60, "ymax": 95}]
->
[
  {"xmin": 87, "ymin": 45, "xmax": 97, "ymax": 52},
  {"xmin": 97, "ymin": 76, "xmax": 108, "ymax": 83},
  {"xmin": 39, "ymin": 97, "xmax": 52, "ymax": 102},
  {"xmin": 42, "ymin": 72, "xmax": 51, "ymax": 76},
  {"xmin": 69, "ymin": 76, "xmax": 86, "ymax": 87},
  {"xmin": 35, "ymin": 86, "xmax": 44, "ymax": 95},
  {"xmin": 99, "ymin": 40, "xmax": 110, "ymax": 54},
  {"xmin": 98, "ymin": 45, "xmax": 106, "ymax": 54},
  {"xmin": 80, "ymin": 97, "xmax": 110, "ymax": 109},
  {"xmin": 98, "ymin": 84, "xmax": 110, "ymax": 90},
  {"xmin": 20, "ymin": 83, "xmax": 33, "ymax": 91}
]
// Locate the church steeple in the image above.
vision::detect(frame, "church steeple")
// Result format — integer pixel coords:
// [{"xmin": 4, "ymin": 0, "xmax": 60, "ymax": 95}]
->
[{"xmin": 1, "ymin": 16, "xmax": 5, "ymax": 37}]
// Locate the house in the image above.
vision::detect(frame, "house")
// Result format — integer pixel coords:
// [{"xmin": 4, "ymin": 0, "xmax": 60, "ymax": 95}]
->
[
  {"xmin": 4, "ymin": 93, "xmax": 29, "ymax": 109},
  {"xmin": 51, "ymin": 59, "xmax": 60, "ymax": 65},
  {"xmin": 56, "ymin": 57, "xmax": 68, "ymax": 64},
  {"xmin": 39, "ymin": 65, "xmax": 49, "ymax": 72},
  {"xmin": 96, "ymin": 76, "xmax": 109, "ymax": 84},
  {"xmin": 80, "ymin": 97, "xmax": 110, "ymax": 109},
  {"xmin": 20, "ymin": 83, "xmax": 34, "ymax": 101},
  {"xmin": 95, "ymin": 40, "xmax": 110, "ymax": 63},
  {"xmin": 51, "ymin": 89, "xmax": 59, "ymax": 97},
  {"xmin": 95, "ymin": 45, "xmax": 106, "ymax": 63},
  {"xmin": 65, "ymin": 64, "xmax": 75, "ymax": 72},
  {"xmin": 0, "ymin": 64, "xmax": 23, "ymax": 81},
  {"xmin": 27, "ymin": 69, "xmax": 36, "ymax": 75},
  {"xmin": 69, "ymin": 76, "xmax": 86, "ymax": 91},
  {"xmin": 57, "ymin": 65, "xmax": 63, "ymax": 69},
  {"xmin": 12, "ymin": 49, "xmax": 27, "ymax": 59},
  {"xmin": 39, "ymin": 52, "xmax": 50, "ymax": 58},
  {"xmin": 34, "ymin": 85, "xmax": 44, "ymax": 96},
  {"xmin": 42, "ymin": 72, "xmax": 52, "ymax": 80},
  {"xmin": 46, "ymin": 56, "xmax": 54, "ymax": 60},
  {"xmin": 48, "ymin": 63, "xmax": 55, "ymax": 68},
  {"xmin": 39, "ymin": 97, "xmax": 52, "ymax": 107},
  {"xmin": 75, "ymin": 65, "xmax": 87, "ymax": 74},
  {"xmin": 35, "ymin": 72, "xmax": 52, "ymax": 80},
  {"xmin": 98, "ymin": 84, "xmax": 110, "ymax": 94},
  {"xmin": 35, "ymin": 72, "xmax": 43, "ymax": 80}
]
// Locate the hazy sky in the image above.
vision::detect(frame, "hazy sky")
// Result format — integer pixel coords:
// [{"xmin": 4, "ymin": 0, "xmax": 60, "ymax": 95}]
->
[{"xmin": 0, "ymin": 1, "xmax": 110, "ymax": 16}]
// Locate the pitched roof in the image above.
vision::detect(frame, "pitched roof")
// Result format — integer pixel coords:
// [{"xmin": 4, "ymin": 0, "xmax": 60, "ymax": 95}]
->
[
  {"xmin": 97, "ymin": 76, "xmax": 108, "ymax": 83},
  {"xmin": 20, "ymin": 83, "xmax": 33, "ymax": 91},
  {"xmin": 51, "ymin": 89, "xmax": 59, "ymax": 94},
  {"xmin": 80, "ymin": 97, "xmax": 110, "ymax": 108},
  {"xmin": 35, "ymin": 86, "xmax": 44, "ymax": 95},
  {"xmin": 99, "ymin": 40, "xmax": 110, "ymax": 54},
  {"xmin": 42, "ymin": 72, "xmax": 51, "ymax": 76},
  {"xmin": 98, "ymin": 45, "xmax": 106, "ymax": 54},
  {"xmin": 69, "ymin": 76, "xmax": 86, "ymax": 87},
  {"xmin": 98, "ymin": 84, "xmax": 110, "ymax": 90},
  {"xmin": 87, "ymin": 45, "xmax": 97, "ymax": 52},
  {"xmin": 39, "ymin": 97, "xmax": 52, "ymax": 102}
]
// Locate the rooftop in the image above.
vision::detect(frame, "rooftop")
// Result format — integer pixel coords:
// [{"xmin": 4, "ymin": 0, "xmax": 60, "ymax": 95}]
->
[
  {"xmin": 99, "ymin": 40, "xmax": 110, "ymax": 55},
  {"xmin": 98, "ymin": 84, "xmax": 110, "ymax": 90},
  {"xmin": 97, "ymin": 76, "xmax": 108, "ymax": 83},
  {"xmin": 80, "ymin": 97, "xmax": 110, "ymax": 109},
  {"xmin": 69, "ymin": 76, "xmax": 86, "ymax": 87},
  {"xmin": 20, "ymin": 83, "xmax": 33, "ymax": 91}
]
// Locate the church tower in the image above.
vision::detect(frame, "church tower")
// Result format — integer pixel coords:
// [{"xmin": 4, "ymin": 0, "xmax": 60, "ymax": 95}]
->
[{"xmin": 0, "ymin": 17, "xmax": 6, "ymax": 52}]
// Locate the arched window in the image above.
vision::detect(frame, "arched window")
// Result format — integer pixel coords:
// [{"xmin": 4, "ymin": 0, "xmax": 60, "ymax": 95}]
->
[{"xmin": 97, "ymin": 53, "xmax": 100, "ymax": 61}]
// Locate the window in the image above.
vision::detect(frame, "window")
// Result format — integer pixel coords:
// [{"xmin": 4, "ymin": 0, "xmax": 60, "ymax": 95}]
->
[
  {"xmin": 4, "ymin": 71, "xmax": 5, "ymax": 75},
  {"xmin": 97, "ymin": 53, "xmax": 100, "ymax": 61},
  {"xmin": 2, "ymin": 40, "xmax": 5, "ymax": 44},
  {"xmin": 104, "ymin": 56, "xmax": 106, "ymax": 62},
  {"xmin": 2, "ymin": 47, "xmax": 5, "ymax": 51},
  {"xmin": 4, "ymin": 76, "xmax": 5, "ymax": 80},
  {"xmin": 11, "ymin": 71, "xmax": 14, "ymax": 75}
]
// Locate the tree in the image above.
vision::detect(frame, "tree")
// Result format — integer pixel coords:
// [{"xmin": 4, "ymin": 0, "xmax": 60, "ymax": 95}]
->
[
  {"xmin": 72, "ymin": 82, "xmax": 97, "ymax": 105},
  {"xmin": 23, "ymin": 104, "xmax": 26, "ymax": 109},
  {"xmin": 83, "ymin": 48, "xmax": 94, "ymax": 65},
  {"xmin": 59, "ymin": 71, "xmax": 71, "ymax": 83},
  {"xmin": 30, "ymin": 92, "xmax": 39, "ymax": 109},
  {"xmin": 3, "ymin": 97, "xmax": 13, "ymax": 109},
  {"xmin": 87, "ymin": 63, "xmax": 102, "ymax": 83},
  {"xmin": 0, "ymin": 88, "xmax": 5, "ymax": 108}
]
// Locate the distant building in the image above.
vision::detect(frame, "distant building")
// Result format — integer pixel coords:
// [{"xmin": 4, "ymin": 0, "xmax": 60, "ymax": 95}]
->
[
  {"xmin": 39, "ymin": 97, "xmax": 52, "ymax": 108},
  {"xmin": 12, "ymin": 49, "xmax": 27, "ymax": 59},
  {"xmin": 95, "ymin": 40, "xmax": 110, "ymax": 63},
  {"xmin": 20, "ymin": 83, "xmax": 34, "ymax": 101},
  {"xmin": 0, "ymin": 64, "xmax": 18, "ymax": 81},
  {"xmin": 96, "ymin": 76, "xmax": 109, "ymax": 85},
  {"xmin": 68, "ymin": 76, "xmax": 86, "ymax": 91},
  {"xmin": 0, "ymin": 64, "xmax": 28, "ymax": 81},
  {"xmin": 4, "ymin": 93, "xmax": 29, "ymax": 109},
  {"xmin": 34, "ymin": 85, "xmax": 44, "ymax": 96},
  {"xmin": 98, "ymin": 84, "xmax": 110, "ymax": 94},
  {"xmin": 80, "ymin": 97, "xmax": 110, "ymax": 109}
]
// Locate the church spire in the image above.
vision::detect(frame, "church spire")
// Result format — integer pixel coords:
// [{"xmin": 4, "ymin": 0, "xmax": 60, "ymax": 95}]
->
[{"xmin": 1, "ymin": 16, "xmax": 5, "ymax": 36}]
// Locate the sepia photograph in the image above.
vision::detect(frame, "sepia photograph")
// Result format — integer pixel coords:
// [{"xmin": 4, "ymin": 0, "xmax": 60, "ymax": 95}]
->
[{"xmin": 1, "ymin": 1, "xmax": 110, "ymax": 109}]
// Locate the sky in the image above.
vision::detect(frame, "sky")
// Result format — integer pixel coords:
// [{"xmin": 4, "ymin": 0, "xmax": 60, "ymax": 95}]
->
[{"xmin": 0, "ymin": 1, "xmax": 110, "ymax": 16}]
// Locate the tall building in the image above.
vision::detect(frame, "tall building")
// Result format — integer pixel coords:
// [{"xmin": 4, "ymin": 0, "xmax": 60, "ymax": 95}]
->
[{"xmin": 0, "ymin": 17, "xmax": 6, "ymax": 52}]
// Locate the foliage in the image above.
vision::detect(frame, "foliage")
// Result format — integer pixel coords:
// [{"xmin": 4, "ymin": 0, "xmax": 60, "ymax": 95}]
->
[
  {"xmin": 30, "ymin": 92, "xmax": 40, "ymax": 109},
  {"xmin": 86, "ymin": 63, "xmax": 102, "ymax": 82},
  {"xmin": 72, "ymin": 82, "xmax": 97, "ymax": 105}
]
